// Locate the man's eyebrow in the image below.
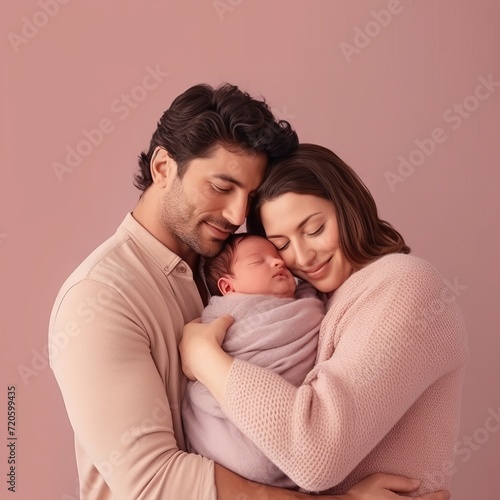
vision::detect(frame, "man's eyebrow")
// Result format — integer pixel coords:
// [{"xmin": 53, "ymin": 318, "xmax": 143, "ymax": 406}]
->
[
  {"xmin": 212, "ymin": 173, "xmax": 243, "ymax": 188},
  {"xmin": 266, "ymin": 212, "xmax": 321, "ymax": 239}
]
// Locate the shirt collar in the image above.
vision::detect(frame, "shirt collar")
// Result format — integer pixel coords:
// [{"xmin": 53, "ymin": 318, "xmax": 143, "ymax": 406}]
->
[{"xmin": 119, "ymin": 212, "xmax": 190, "ymax": 277}]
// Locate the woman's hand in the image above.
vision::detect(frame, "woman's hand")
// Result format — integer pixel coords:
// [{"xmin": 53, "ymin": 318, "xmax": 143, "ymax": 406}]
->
[
  {"xmin": 179, "ymin": 315, "xmax": 234, "ymax": 402},
  {"xmin": 334, "ymin": 473, "xmax": 449, "ymax": 500}
]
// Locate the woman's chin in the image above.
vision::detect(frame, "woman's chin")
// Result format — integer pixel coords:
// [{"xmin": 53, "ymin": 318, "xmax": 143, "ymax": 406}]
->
[{"xmin": 315, "ymin": 282, "xmax": 337, "ymax": 294}]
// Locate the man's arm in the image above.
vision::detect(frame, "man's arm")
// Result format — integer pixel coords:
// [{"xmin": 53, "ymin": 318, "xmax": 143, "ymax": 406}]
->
[
  {"xmin": 50, "ymin": 279, "xmax": 216, "ymax": 499},
  {"xmin": 215, "ymin": 468, "xmax": 450, "ymax": 500}
]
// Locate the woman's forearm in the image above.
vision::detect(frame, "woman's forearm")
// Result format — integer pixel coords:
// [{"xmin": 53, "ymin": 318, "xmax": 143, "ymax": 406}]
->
[
  {"xmin": 179, "ymin": 316, "xmax": 234, "ymax": 403},
  {"xmin": 193, "ymin": 344, "xmax": 234, "ymax": 404}
]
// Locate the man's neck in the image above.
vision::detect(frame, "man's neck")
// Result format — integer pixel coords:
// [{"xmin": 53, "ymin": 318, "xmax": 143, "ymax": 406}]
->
[{"xmin": 132, "ymin": 195, "xmax": 199, "ymax": 271}]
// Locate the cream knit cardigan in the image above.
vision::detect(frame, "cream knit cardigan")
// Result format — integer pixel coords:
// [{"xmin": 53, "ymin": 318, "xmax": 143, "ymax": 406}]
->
[{"xmin": 221, "ymin": 254, "xmax": 468, "ymax": 495}]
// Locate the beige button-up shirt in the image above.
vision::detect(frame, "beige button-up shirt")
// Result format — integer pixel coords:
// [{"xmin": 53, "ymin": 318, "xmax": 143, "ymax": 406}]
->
[{"xmin": 49, "ymin": 213, "xmax": 216, "ymax": 499}]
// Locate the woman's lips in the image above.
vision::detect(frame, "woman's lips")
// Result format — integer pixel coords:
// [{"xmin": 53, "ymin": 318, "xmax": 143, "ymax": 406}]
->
[{"xmin": 301, "ymin": 257, "xmax": 332, "ymax": 279}]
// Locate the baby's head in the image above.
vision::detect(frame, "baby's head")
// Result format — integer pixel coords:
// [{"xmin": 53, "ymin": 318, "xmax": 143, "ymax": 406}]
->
[{"xmin": 204, "ymin": 234, "xmax": 296, "ymax": 298}]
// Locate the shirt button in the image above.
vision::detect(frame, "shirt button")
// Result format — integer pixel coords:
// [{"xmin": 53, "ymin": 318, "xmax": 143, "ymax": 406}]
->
[{"xmin": 177, "ymin": 263, "xmax": 187, "ymax": 274}]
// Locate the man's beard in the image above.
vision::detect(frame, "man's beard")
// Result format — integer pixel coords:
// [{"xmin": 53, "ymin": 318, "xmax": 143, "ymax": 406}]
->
[{"xmin": 159, "ymin": 178, "xmax": 237, "ymax": 257}]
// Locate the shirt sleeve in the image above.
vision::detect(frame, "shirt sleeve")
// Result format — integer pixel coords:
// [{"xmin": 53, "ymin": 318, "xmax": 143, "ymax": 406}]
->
[
  {"xmin": 50, "ymin": 278, "xmax": 216, "ymax": 500},
  {"xmin": 221, "ymin": 259, "xmax": 468, "ymax": 492}
]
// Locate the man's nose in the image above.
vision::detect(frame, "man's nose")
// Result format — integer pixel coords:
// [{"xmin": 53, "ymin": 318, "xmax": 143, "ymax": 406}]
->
[{"xmin": 222, "ymin": 195, "xmax": 247, "ymax": 227}]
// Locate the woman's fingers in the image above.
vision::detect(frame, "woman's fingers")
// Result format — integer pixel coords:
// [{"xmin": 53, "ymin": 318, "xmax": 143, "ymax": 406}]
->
[
  {"xmin": 184, "ymin": 315, "xmax": 233, "ymax": 344},
  {"xmin": 342, "ymin": 473, "xmax": 415, "ymax": 499},
  {"xmin": 180, "ymin": 315, "xmax": 234, "ymax": 380},
  {"xmin": 416, "ymin": 491, "xmax": 450, "ymax": 500},
  {"xmin": 360, "ymin": 472, "xmax": 421, "ymax": 492},
  {"xmin": 212, "ymin": 314, "xmax": 234, "ymax": 345},
  {"xmin": 343, "ymin": 473, "xmax": 451, "ymax": 500},
  {"xmin": 342, "ymin": 473, "xmax": 433, "ymax": 500}
]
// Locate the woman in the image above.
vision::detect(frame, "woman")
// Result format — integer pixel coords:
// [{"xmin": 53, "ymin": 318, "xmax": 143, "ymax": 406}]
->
[{"xmin": 179, "ymin": 144, "xmax": 468, "ymax": 496}]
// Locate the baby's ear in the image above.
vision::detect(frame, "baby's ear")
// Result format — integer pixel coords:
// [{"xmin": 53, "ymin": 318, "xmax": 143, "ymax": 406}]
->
[{"xmin": 218, "ymin": 276, "xmax": 235, "ymax": 296}]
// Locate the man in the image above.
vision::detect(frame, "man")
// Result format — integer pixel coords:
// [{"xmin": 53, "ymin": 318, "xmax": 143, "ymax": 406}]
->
[{"xmin": 49, "ymin": 83, "xmax": 449, "ymax": 500}]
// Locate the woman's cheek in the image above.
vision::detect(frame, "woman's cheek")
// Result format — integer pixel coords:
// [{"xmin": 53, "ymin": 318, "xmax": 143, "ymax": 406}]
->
[{"xmin": 279, "ymin": 252, "xmax": 294, "ymax": 270}]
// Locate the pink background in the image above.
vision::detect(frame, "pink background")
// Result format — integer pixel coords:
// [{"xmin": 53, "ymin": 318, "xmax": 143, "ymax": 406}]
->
[{"xmin": 1, "ymin": 1, "xmax": 499, "ymax": 498}]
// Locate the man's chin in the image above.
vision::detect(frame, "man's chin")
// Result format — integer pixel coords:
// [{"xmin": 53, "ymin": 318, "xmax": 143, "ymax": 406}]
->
[{"xmin": 197, "ymin": 239, "xmax": 225, "ymax": 258}]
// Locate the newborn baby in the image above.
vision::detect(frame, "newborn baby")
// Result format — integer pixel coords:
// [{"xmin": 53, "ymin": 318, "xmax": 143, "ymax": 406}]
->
[{"xmin": 182, "ymin": 234, "xmax": 325, "ymax": 488}]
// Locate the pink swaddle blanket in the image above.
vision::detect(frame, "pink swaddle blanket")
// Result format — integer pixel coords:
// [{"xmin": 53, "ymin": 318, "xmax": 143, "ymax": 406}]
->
[{"xmin": 182, "ymin": 284, "xmax": 325, "ymax": 487}]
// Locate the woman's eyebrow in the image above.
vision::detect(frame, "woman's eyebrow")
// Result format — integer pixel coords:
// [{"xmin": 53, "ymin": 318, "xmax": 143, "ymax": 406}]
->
[{"xmin": 266, "ymin": 212, "xmax": 321, "ymax": 238}]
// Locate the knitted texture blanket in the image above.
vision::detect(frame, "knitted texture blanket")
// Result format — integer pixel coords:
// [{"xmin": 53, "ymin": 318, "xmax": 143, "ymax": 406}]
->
[{"xmin": 182, "ymin": 286, "xmax": 325, "ymax": 487}]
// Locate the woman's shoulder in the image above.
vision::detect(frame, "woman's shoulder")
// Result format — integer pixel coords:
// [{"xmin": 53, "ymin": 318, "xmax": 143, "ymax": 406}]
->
[
  {"xmin": 335, "ymin": 253, "xmax": 445, "ymax": 303},
  {"xmin": 366, "ymin": 253, "xmax": 442, "ymax": 283},
  {"xmin": 329, "ymin": 253, "xmax": 448, "ymax": 311}
]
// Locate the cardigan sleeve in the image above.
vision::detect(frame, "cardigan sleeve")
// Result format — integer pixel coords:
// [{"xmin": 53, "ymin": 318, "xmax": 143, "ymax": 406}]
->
[{"xmin": 221, "ymin": 257, "xmax": 468, "ymax": 492}]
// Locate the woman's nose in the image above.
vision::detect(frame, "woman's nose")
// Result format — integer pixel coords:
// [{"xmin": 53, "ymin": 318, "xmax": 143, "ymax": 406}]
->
[{"xmin": 293, "ymin": 242, "xmax": 314, "ymax": 268}]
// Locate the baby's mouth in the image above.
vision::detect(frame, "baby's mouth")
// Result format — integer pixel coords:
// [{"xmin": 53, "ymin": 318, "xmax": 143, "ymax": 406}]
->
[{"xmin": 273, "ymin": 270, "xmax": 288, "ymax": 278}]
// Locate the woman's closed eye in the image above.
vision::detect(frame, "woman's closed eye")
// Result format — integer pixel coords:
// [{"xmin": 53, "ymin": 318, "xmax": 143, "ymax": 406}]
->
[
  {"xmin": 273, "ymin": 224, "xmax": 325, "ymax": 251},
  {"xmin": 308, "ymin": 224, "xmax": 325, "ymax": 236},
  {"xmin": 275, "ymin": 241, "xmax": 290, "ymax": 251}
]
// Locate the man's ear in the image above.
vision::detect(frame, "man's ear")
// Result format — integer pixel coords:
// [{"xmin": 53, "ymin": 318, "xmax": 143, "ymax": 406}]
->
[
  {"xmin": 218, "ymin": 276, "xmax": 235, "ymax": 296},
  {"xmin": 150, "ymin": 147, "xmax": 177, "ymax": 188}
]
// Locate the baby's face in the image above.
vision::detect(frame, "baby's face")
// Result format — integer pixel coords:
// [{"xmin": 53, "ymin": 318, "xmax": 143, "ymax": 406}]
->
[{"xmin": 220, "ymin": 236, "xmax": 296, "ymax": 298}]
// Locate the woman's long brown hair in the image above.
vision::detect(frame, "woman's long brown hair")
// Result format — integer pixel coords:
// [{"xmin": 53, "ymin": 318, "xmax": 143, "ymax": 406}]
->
[{"xmin": 247, "ymin": 143, "xmax": 410, "ymax": 268}]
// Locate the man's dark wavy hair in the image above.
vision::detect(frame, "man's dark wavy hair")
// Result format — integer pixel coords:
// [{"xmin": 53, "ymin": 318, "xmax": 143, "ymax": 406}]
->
[{"xmin": 134, "ymin": 83, "xmax": 298, "ymax": 191}]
